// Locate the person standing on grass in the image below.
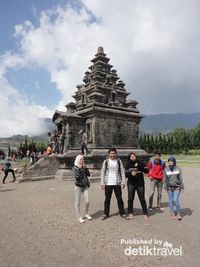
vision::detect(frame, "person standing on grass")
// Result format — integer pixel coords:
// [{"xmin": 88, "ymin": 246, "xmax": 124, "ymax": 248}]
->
[
  {"xmin": 73, "ymin": 154, "xmax": 92, "ymax": 223},
  {"xmin": 2, "ymin": 158, "xmax": 16, "ymax": 184},
  {"xmin": 100, "ymin": 148, "xmax": 126, "ymax": 220},
  {"xmin": 147, "ymin": 152, "xmax": 166, "ymax": 210},
  {"xmin": 164, "ymin": 156, "xmax": 184, "ymax": 220},
  {"xmin": 125, "ymin": 152, "xmax": 149, "ymax": 220}
]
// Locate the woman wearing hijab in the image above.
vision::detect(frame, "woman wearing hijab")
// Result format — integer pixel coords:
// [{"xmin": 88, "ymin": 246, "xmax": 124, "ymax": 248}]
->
[
  {"xmin": 73, "ymin": 155, "xmax": 92, "ymax": 223},
  {"xmin": 125, "ymin": 153, "xmax": 149, "ymax": 220},
  {"xmin": 164, "ymin": 156, "xmax": 184, "ymax": 220}
]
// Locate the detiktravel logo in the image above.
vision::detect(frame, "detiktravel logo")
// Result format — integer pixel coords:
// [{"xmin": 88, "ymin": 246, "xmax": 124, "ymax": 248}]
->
[{"xmin": 120, "ymin": 238, "xmax": 183, "ymax": 257}]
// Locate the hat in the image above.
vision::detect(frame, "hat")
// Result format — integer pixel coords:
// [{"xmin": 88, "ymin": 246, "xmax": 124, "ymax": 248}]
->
[{"xmin": 168, "ymin": 156, "xmax": 176, "ymax": 165}]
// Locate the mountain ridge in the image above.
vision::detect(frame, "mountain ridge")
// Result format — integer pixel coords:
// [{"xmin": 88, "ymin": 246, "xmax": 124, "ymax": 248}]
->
[{"xmin": 140, "ymin": 112, "xmax": 200, "ymax": 133}]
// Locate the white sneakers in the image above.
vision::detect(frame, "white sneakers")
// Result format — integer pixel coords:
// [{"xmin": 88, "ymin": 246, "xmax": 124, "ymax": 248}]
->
[
  {"xmin": 84, "ymin": 214, "xmax": 92, "ymax": 220},
  {"xmin": 78, "ymin": 214, "xmax": 92, "ymax": 223}
]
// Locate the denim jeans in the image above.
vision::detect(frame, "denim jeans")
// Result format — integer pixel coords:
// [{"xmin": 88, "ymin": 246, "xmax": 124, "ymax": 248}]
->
[
  {"xmin": 149, "ymin": 179, "xmax": 163, "ymax": 208},
  {"xmin": 167, "ymin": 189, "xmax": 181, "ymax": 214},
  {"xmin": 127, "ymin": 183, "xmax": 148, "ymax": 215},
  {"xmin": 74, "ymin": 185, "xmax": 89, "ymax": 218},
  {"xmin": 104, "ymin": 185, "xmax": 125, "ymax": 216}
]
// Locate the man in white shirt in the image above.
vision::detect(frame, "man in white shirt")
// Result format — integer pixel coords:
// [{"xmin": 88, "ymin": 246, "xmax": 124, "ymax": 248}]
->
[{"xmin": 101, "ymin": 148, "xmax": 126, "ymax": 220}]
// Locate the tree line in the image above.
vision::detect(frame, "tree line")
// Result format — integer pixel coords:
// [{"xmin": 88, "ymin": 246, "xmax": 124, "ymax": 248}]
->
[{"xmin": 139, "ymin": 124, "xmax": 200, "ymax": 154}]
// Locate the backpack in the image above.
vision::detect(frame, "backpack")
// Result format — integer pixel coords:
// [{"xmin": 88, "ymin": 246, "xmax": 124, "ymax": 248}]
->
[
  {"xmin": 151, "ymin": 159, "xmax": 165, "ymax": 169},
  {"xmin": 104, "ymin": 158, "xmax": 121, "ymax": 174}
]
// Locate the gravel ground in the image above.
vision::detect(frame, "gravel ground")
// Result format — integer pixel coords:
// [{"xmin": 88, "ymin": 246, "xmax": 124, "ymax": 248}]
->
[{"xmin": 0, "ymin": 166, "xmax": 200, "ymax": 267}]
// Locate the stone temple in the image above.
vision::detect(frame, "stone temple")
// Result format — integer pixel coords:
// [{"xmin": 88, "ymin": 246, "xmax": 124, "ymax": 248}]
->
[
  {"xmin": 20, "ymin": 47, "xmax": 148, "ymax": 182},
  {"xmin": 51, "ymin": 47, "xmax": 148, "ymax": 179}
]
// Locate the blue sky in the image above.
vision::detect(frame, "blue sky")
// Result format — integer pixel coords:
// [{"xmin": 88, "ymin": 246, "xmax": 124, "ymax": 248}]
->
[{"xmin": 0, "ymin": 0, "xmax": 200, "ymax": 137}]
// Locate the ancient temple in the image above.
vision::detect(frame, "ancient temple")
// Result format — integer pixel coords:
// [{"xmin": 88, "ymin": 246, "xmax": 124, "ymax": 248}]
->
[
  {"xmin": 19, "ymin": 47, "xmax": 148, "ymax": 182},
  {"xmin": 53, "ymin": 47, "xmax": 145, "ymax": 155},
  {"xmin": 52, "ymin": 47, "xmax": 148, "ymax": 179}
]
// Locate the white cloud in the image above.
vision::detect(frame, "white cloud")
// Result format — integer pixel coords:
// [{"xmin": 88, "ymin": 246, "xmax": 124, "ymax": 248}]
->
[
  {"xmin": 0, "ymin": 52, "xmax": 52, "ymax": 137},
  {"xmin": 1, "ymin": 0, "xmax": 200, "ymax": 136}
]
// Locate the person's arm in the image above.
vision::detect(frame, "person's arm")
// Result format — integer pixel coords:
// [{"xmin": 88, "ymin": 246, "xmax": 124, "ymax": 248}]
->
[
  {"xmin": 119, "ymin": 160, "xmax": 126, "ymax": 187},
  {"xmin": 178, "ymin": 168, "xmax": 184, "ymax": 190},
  {"xmin": 125, "ymin": 164, "xmax": 133, "ymax": 178},
  {"xmin": 85, "ymin": 167, "xmax": 90, "ymax": 177},
  {"xmin": 147, "ymin": 161, "xmax": 152, "ymax": 177},
  {"xmin": 138, "ymin": 162, "xmax": 149, "ymax": 174},
  {"xmin": 163, "ymin": 171, "xmax": 167, "ymax": 190},
  {"xmin": 73, "ymin": 167, "xmax": 82, "ymax": 186},
  {"xmin": 101, "ymin": 161, "xmax": 106, "ymax": 187},
  {"xmin": 162, "ymin": 161, "xmax": 166, "ymax": 170}
]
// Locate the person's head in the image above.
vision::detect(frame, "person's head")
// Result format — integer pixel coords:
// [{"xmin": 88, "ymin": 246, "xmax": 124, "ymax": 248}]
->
[
  {"xmin": 79, "ymin": 129, "xmax": 83, "ymax": 134},
  {"xmin": 154, "ymin": 151, "xmax": 161, "ymax": 162},
  {"xmin": 48, "ymin": 132, "xmax": 51, "ymax": 137},
  {"xmin": 168, "ymin": 156, "xmax": 176, "ymax": 166},
  {"xmin": 108, "ymin": 148, "xmax": 117, "ymax": 160},
  {"xmin": 74, "ymin": 154, "xmax": 84, "ymax": 168},
  {"xmin": 128, "ymin": 152, "xmax": 137, "ymax": 162}
]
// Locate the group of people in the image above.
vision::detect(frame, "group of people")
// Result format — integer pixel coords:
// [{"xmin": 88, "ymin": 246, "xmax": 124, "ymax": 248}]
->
[
  {"xmin": 48, "ymin": 128, "xmax": 65, "ymax": 154},
  {"xmin": 73, "ymin": 148, "xmax": 184, "ymax": 223}
]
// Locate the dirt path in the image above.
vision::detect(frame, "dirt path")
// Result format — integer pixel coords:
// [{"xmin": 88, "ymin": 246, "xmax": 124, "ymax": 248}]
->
[{"xmin": 0, "ymin": 166, "xmax": 199, "ymax": 267}]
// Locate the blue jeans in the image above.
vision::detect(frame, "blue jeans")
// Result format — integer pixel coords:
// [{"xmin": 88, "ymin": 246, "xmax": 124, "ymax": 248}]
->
[{"xmin": 167, "ymin": 190, "xmax": 181, "ymax": 214}]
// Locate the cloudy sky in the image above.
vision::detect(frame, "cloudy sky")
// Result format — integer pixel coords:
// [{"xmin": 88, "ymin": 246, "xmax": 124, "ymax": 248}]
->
[{"xmin": 0, "ymin": 0, "xmax": 200, "ymax": 137}]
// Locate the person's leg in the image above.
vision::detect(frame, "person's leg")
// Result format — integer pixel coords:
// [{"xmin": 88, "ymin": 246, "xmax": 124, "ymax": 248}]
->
[
  {"xmin": 81, "ymin": 143, "xmax": 84, "ymax": 154},
  {"xmin": 9, "ymin": 169, "xmax": 16, "ymax": 182},
  {"xmin": 84, "ymin": 143, "xmax": 89, "ymax": 153},
  {"xmin": 156, "ymin": 180, "xmax": 163, "ymax": 208},
  {"xmin": 74, "ymin": 186, "xmax": 82, "ymax": 219},
  {"xmin": 3, "ymin": 170, "xmax": 8, "ymax": 184},
  {"xmin": 167, "ymin": 190, "xmax": 175, "ymax": 216},
  {"xmin": 104, "ymin": 186, "xmax": 113, "ymax": 217},
  {"xmin": 114, "ymin": 186, "xmax": 125, "ymax": 216},
  {"xmin": 173, "ymin": 190, "xmax": 181, "ymax": 216},
  {"xmin": 127, "ymin": 183, "xmax": 136, "ymax": 215},
  {"xmin": 149, "ymin": 179, "xmax": 156, "ymax": 209},
  {"xmin": 82, "ymin": 188, "xmax": 92, "ymax": 219},
  {"xmin": 137, "ymin": 186, "xmax": 148, "ymax": 216}
]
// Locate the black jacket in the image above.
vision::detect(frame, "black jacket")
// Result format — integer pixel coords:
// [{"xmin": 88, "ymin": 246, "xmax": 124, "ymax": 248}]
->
[
  {"xmin": 73, "ymin": 166, "xmax": 90, "ymax": 188},
  {"xmin": 125, "ymin": 160, "xmax": 148, "ymax": 186}
]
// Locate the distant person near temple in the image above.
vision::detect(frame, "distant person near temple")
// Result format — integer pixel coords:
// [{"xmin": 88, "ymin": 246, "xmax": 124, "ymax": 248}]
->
[
  {"xmin": 79, "ymin": 130, "xmax": 89, "ymax": 155},
  {"xmin": 2, "ymin": 158, "xmax": 16, "ymax": 184}
]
